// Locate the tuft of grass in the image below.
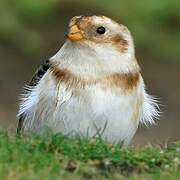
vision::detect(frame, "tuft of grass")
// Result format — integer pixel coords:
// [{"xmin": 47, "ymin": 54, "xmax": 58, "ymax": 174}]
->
[{"xmin": 0, "ymin": 131, "xmax": 179, "ymax": 179}]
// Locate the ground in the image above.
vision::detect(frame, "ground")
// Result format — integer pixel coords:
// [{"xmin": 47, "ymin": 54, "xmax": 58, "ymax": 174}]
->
[{"xmin": 0, "ymin": 131, "xmax": 179, "ymax": 180}]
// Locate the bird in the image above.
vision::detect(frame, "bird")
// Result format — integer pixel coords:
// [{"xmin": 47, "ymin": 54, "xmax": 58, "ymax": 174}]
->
[{"xmin": 17, "ymin": 15, "xmax": 159, "ymax": 145}]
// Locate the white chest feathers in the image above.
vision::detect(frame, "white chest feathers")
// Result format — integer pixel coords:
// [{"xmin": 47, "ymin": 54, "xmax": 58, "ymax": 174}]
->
[{"xmin": 18, "ymin": 71, "xmax": 159, "ymax": 145}]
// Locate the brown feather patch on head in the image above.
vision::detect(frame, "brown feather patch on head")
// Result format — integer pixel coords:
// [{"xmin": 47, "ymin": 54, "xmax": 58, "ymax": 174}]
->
[{"xmin": 111, "ymin": 35, "xmax": 128, "ymax": 53}]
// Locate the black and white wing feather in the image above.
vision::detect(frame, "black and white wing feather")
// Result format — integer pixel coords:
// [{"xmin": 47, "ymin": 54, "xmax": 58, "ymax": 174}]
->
[{"xmin": 17, "ymin": 60, "xmax": 50, "ymax": 134}]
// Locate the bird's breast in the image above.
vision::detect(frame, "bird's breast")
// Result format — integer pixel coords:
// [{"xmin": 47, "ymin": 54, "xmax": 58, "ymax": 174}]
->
[
  {"xmin": 21, "ymin": 69, "xmax": 144, "ymax": 144},
  {"xmin": 50, "ymin": 77, "xmax": 143, "ymax": 144}
]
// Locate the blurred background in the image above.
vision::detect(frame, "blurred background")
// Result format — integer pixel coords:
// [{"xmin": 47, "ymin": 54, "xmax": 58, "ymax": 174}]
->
[{"xmin": 0, "ymin": 0, "xmax": 179, "ymax": 145}]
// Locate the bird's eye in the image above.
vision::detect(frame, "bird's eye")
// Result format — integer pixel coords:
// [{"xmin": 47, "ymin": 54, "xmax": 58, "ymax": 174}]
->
[{"xmin": 96, "ymin": 26, "xmax": 106, "ymax": 35}]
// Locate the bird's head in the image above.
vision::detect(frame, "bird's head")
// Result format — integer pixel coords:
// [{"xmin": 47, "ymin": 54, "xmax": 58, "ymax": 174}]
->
[
  {"xmin": 67, "ymin": 15, "xmax": 134, "ymax": 55},
  {"xmin": 52, "ymin": 15, "xmax": 140, "ymax": 77}
]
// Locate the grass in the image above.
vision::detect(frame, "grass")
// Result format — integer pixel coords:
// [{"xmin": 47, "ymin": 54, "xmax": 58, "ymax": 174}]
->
[{"xmin": 0, "ymin": 131, "xmax": 179, "ymax": 179}]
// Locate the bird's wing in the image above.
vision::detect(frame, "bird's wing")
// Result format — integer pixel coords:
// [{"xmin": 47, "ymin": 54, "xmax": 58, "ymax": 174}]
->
[{"xmin": 17, "ymin": 60, "xmax": 50, "ymax": 134}]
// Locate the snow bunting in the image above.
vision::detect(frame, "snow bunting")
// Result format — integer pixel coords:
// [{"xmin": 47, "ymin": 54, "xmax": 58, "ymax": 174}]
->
[{"xmin": 17, "ymin": 15, "xmax": 159, "ymax": 145}]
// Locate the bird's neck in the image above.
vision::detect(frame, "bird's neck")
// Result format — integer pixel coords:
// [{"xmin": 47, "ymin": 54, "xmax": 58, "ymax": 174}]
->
[{"xmin": 50, "ymin": 40, "xmax": 140, "ymax": 79}]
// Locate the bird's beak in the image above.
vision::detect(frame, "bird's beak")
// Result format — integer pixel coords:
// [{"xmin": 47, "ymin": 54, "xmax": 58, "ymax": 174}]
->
[{"xmin": 67, "ymin": 25, "xmax": 84, "ymax": 41}]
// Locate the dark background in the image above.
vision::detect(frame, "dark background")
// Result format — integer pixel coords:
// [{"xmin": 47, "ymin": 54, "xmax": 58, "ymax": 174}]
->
[{"xmin": 0, "ymin": 0, "xmax": 180, "ymax": 145}]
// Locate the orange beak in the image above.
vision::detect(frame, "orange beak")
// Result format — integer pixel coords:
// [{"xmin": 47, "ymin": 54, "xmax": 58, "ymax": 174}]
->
[{"xmin": 67, "ymin": 25, "xmax": 84, "ymax": 41}]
